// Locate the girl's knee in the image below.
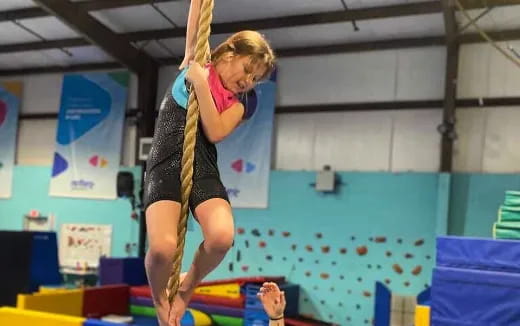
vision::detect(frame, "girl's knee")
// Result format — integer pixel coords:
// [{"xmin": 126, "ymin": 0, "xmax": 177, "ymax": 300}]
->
[
  {"xmin": 146, "ymin": 238, "xmax": 177, "ymax": 265},
  {"xmin": 205, "ymin": 228, "xmax": 234, "ymax": 253}
]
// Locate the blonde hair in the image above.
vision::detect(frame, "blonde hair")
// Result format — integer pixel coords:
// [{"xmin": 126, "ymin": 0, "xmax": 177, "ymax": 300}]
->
[{"xmin": 211, "ymin": 30, "xmax": 276, "ymax": 80}]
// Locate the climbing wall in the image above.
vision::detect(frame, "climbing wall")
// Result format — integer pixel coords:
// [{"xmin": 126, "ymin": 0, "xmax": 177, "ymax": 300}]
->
[{"xmin": 182, "ymin": 171, "xmax": 438, "ymax": 325}]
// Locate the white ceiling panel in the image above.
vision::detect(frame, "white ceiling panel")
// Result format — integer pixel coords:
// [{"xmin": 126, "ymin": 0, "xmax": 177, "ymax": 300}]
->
[
  {"xmin": 135, "ymin": 40, "xmax": 180, "ymax": 59},
  {"xmin": 154, "ymin": 1, "xmax": 191, "ymax": 27},
  {"xmin": 91, "ymin": 5, "xmax": 178, "ymax": 33},
  {"xmin": 367, "ymin": 13, "xmax": 444, "ymax": 39},
  {"xmin": 0, "ymin": 51, "xmax": 57, "ymax": 69},
  {"xmin": 0, "ymin": 22, "xmax": 39, "ymax": 45},
  {"xmin": 259, "ymin": 22, "xmax": 372, "ymax": 49},
  {"xmin": 0, "ymin": 0, "xmax": 35, "ymax": 11},
  {"xmin": 157, "ymin": 37, "xmax": 188, "ymax": 57},
  {"xmin": 457, "ymin": 5, "xmax": 520, "ymax": 34},
  {"xmin": 18, "ymin": 16, "xmax": 80, "ymax": 40},
  {"xmin": 41, "ymin": 46, "xmax": 114, "ymax": 65},
  {"xmin": 211, "ymin": 0, "xmax": 344, "ymax": 23}
]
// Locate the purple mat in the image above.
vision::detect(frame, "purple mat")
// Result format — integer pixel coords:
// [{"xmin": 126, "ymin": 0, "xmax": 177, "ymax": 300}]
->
[
  {"xmin": 188, "ymin": 302, "xmax": 244, "ymax": 317},
  {"xmin": 130, "ymin": 296, "xmax": 154, "ymax": 307}
]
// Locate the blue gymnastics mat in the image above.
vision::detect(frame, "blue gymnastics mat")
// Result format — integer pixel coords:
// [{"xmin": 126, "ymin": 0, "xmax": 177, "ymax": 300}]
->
[
  {"xmin": 436, "ymin": 236, "xmax": 520, "ymax": 273},
  {"xmin": 431, "ymin": 266, "xmax": 520, "ymax": 325}
]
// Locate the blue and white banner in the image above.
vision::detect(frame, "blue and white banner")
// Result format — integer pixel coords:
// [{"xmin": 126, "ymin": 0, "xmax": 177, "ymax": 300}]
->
[
  {"xmin": 217, "ymin": 71, "xmax": 277, "ymax": 208},
  {"xmin": 49, "ymin": 72, "xmax": 129, "ymax": 199},
  {"xmin": 0, "ymin": 82, "xmax": 22, "ymax": 199}
]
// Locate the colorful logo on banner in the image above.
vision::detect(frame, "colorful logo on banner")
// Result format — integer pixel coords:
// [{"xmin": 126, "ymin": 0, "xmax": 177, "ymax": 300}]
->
[
  {"xmin": 216, "ymin": 71, "xmax": 277, "ymax": 208},
  {"xmin": 0, "ymin": 82, "xmax": 22, "ymax": 199},
  {"xmin": 49, "ymin": 72, "xmax": 129, "ymax": 199}
]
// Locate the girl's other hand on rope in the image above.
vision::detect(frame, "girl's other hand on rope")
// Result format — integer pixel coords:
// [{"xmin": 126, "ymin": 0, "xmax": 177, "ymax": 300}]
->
[{"xmin": 186, "ymin": 61, "xmax": 209, "ymax": 88}]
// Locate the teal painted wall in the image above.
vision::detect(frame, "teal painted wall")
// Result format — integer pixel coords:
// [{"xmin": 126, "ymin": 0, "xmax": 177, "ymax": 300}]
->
[{"xmin": 3, "ymin": 167, "xmax": 519, "ymax": 325}]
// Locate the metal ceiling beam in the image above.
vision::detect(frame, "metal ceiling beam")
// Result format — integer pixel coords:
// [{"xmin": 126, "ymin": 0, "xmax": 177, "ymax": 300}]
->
[
  {"xmin": 33, "ymin": 0, "xmax": 156, "ymax": 74},
  {"xmin": 17, "ymin": 97, "xmax": 520, "ymax": 119},
  {"xmin": 4, "ymin": 25, "xmax": 520, "ymax": 56},
  {"xmin": 440, "ymin": 0, "xmax": 460, "ymax": 172},
  {"xmin": 0, "ymin": 0, "xmax": 174, "ymax": 22},
  {"xmin": 0, "ymin": 62, "xmax": 123, "ymax": 77}
]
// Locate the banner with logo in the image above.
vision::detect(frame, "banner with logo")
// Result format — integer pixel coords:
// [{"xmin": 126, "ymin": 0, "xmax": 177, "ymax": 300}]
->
[
  {"xmin": 216, "ymin": 71, "xmax": 277, "ymax": 208},
  {"xmin": 0, "ymin": 82, "xmax": 22, "ymax": 199},
  {"xmin": 49, "ymin": 72, "xmax": 129, "ymax": 199}
]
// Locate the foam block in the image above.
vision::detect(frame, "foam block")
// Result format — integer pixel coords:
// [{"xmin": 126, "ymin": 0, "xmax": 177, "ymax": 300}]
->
[
  {"xmin": 130, "ymin": 305, "xmax": 156, "ymax": 317},
  {"xmin": 17, "ymin": 289, "xmax": 84, "ymax": 316},
  {"xmin": 190, "ymin": 309, "xmax": 212, "ymax": 326},
  {"xmin": 130, "ymin": 296, "xmax": 154, "ymax": 307},
  {"xmin": 198, "ymin": 276, "xmax": 285, "ymax": 287},
  {"xmin": 0, "ymin": 231, "xmax": 33, "ymax": 306},
  {"xmin": 191, "ymin": 294, "xmax": 245, "ymax": 308},
  {"xmin": 82, "ymin": 285, "xmax": 129, "ymax": 318},
  {"xmin": 83, "ymin": 319, "xmax": 125, "ymax": 326},
  {"xmin": 211, "ymin": 314, "xmax": 243, "ymax": 326},
  {"xmin": 415, "ymin": 305, "xmax": 430, "ymax": 326},
  {"xmin": 0, "ymin": 307, "xmax": 85, "ymax": 326},
  {"xmin": 194, "ymin": 283, "xmax": 241, "ymax": 298},
  {"xmin": 374, "ymin": 281, "xmax": 391, "ymax": 326},
  {"xmin": 188, "ymin": 302, "xmax": 244, "ymax": 317},
  {"xmin": 436, "ymin": 236, "xmax": 520, "ymax": 273},
  {"xmin": 29, "ymin": 232, "xmax": 62, "ymax": 291},
  {"xmin": 99, "ymin": 257, "xmax": 147, "ymax": 286},
  {"xmin": 431, "ymin": 267, "xmax": 520, "ymax": 325},
  {"xmin": 130, "ymin": 285, "xmax": 151, "ymax": 298}
]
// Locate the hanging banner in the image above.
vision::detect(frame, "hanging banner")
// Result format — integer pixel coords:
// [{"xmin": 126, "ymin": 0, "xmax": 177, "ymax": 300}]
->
[
  {"xmin": 49, "ymin": 72, "xmax": 129, "ymax": 199},
  {"xmin": 0, "ymin": 82, "xmax": 22, "ymax": 199},
  {"xmin": 217, "ymin": 71, "xmax": 277, "ymax": 208}
]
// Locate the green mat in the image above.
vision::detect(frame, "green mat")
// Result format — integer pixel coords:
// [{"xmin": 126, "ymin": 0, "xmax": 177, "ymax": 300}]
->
[
  {"xmin": 493, "ymin": 221, "xmax": 520, "ymax": 239},
  {"xmin": 211, "ymin": 314, "xmax": 243, "ymax": 326},
  {"xmin": 130, "ymin": 305, "xmax": 156, "ymax": 317},
  {"xmin": 498, "ymin": 205, "xmax": 520, "ymax": 222},
  {"xmin": 505, "ymin": 191, "xmax": 520, "ymax": 206}
]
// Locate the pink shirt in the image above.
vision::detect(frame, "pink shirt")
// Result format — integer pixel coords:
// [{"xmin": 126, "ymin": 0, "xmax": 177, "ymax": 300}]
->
[{"xmin": 206, "ymin": 64, "xmax": 239, "ymax": 113}]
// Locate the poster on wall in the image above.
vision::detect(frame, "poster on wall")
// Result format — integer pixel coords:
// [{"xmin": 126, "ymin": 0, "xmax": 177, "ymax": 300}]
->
[
  {"xmin": 0, "ymin": 81, "xmax": 22, "ymax": 199},
  {"xmin": 49, "ymin": 72, "xmax": 129, "ymax": 199},
  {"xmin": 59, "ymin": 223, "xmax": 112, "ymax": 271},
  {"xmin": 216, "ymin": 70, "xmax": 277, "ymax": 208}
]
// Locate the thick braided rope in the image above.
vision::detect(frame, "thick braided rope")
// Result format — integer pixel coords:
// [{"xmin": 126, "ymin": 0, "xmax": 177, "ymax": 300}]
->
[{"xmin": 167, "ymin": 0, "xmax": 214, "ymax": 304}]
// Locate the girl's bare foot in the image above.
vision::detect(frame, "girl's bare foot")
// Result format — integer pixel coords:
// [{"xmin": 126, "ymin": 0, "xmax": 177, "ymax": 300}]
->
[{"xmin": 168, "ymin": 272, "xmax": 194, "ymax": 326}]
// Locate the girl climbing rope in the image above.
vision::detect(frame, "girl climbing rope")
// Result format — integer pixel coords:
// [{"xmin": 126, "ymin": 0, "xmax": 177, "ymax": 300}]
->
[{"xmin": 142, "ymin": 0, "xmax": 276, "ymax": 325}]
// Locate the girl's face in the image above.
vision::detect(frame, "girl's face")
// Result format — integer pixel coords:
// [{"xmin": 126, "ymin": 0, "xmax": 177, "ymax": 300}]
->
[{"xmin": 217, "ymin": 54, "xmax": 267, "ymax": 95}]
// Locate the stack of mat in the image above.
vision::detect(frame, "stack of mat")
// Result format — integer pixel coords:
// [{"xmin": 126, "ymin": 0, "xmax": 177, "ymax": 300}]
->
[
  {"xmin": 493, "ymin": 191, "xmax": 520, "ymax": 239},
  {"xmin": 0, "ymin": 231, "xmax": 62, "ymax": 306},
  {"xmin": 129, "ymin": 276, "xmax": 297, "ymax": 326},
  {"xmin": 431, "ymin": 236, "xmax": 520, "ymax": 325}
]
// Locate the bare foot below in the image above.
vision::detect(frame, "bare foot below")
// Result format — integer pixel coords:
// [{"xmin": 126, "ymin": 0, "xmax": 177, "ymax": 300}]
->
[
  {"xmin": 154, "ymin": 297, "xmax": 170, "ymax": 326},
  {"xmin": 168, "ymin": 272, "xmax": 194, "ymax": 326}
]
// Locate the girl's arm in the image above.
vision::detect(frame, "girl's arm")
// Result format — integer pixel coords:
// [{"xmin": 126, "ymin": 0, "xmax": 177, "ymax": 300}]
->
[
  {"xmin": 179, "ymin": 0, "xmax": 201, "ymax": 70},
  {"xmin": 192, "ymin": 79, "xmax": 244, "ymax": 143}
]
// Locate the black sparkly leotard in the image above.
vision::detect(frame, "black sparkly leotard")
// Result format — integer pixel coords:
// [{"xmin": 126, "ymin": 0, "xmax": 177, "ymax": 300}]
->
[{"xmin": 142, "ymin": 85, "xmax": 229, "ymax": 213}]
